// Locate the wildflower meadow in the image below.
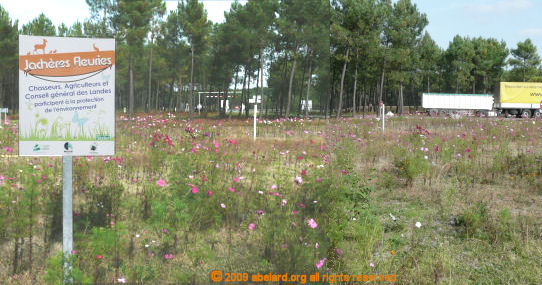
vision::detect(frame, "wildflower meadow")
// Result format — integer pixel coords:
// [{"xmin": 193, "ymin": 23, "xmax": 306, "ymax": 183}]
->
[{"xmin": 0, "ymin": 113, "xmax": 540, "ymax": 284}]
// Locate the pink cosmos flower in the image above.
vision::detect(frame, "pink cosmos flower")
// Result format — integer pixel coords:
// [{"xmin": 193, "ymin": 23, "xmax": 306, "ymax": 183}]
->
[
  {"xmin": 316, "ymin": 258, "xmax": 326, "ymax": 269},
  {"xmin": 207, "ymin": 191, "xmax": 213, "ymax": 196},
  {"xmin": 271, "ymin": 184, "xmax": 277, "ymax": 190},
  {"xmin": 257, "ymin": 210, "xmax": 265, "ymax": 216},
  {"xmin": 315, "ymin": 243, "xmax": 319, "ymax": 248},
  {"xmin": 295, "ymin": 176, "xmax": 303, "ymax": 185},
  {"xmin": 191, "ymin": 186, "xmax": 198, "ymax": 194},
  {"xmin": 281, "ymin": 199, "xmax": 287, "ymax": 206},
  {"xmin": 249, "ymin": 223, "xmax": 255, "ymax": 230},
  {"xmin": 220, "ymin": 203, "xmax": 226, "ymax": 208},
  {"xmin": 370, "ymin": 262, "xmax": 374, "ymax": 267},
  {"xmin": 164, "ymin": 253, "xmax": 173, "ymax": 260},
  {"xmin": 308, "ymin": 218, "xmax": 318, "ymax": 229},
  {"xmin": 229, "ymin": 187, "xmax": 235, "ymax": 192},
  {"xmin": 156, "ymin": 179, "xmax": 166, "ymax": 187}
]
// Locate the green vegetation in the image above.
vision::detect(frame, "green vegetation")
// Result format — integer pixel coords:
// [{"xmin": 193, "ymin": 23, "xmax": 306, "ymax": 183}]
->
[
  {"xmin": 0, "ymin": 114, "xmax": 541, "ymax": 283},
  {"xmin": 1, "ymin": 1, "xmax": 539, "ymax": 118}
]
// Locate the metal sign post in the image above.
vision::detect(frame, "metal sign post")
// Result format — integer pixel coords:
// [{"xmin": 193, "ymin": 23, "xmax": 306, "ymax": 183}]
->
[
  {"xmin": 249, "ymin": 96, "xmax": 261, "ymax": 140},
  {"xmin": 380, "ymin": 101, "xmax": 385, "ymax": 132},
  {"xmin": 253, "ymin": 104, "xmax": 257, "ymax": 140},
  {"xmin": 62, "ymin": 156, "xmax": 73, "ymax": 283},
  {"xmin": 197, "ymin": 93, "xmax": 202, "ymax": 115}
]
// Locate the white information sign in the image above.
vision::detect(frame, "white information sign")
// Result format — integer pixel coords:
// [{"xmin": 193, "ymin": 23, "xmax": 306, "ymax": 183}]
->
[
  {"xmin": 19, "ymin": 36, "xmax": 115, "ymax": 156},
  {"xmin": 301, "ymin": 100, "xmax": 312, "ymax": 111}
]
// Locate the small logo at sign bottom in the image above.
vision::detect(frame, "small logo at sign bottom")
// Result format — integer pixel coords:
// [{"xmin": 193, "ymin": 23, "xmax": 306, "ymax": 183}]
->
[{"xmin": 64, "ymin": 142, "xmax": 73, "ymax": 152}]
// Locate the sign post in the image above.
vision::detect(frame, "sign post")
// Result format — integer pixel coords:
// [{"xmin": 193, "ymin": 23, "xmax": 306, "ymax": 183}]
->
[
  {"xmin": 249, "ymin": 95, "xmax": 261, "ymax": 140},
  {"xmin": 19, "ymin": 36, "xmax": 115, "ymax": 283},
  {"xmin": 380, "ymin": 101, "xmax": 385, "ymax": 132},
  {"xmin": 197, "ymin": 92, "xmax": 202, "ymax": 115},
  {"xmin": 62, "ymin": 155, "xmax": 73, "ymax": 281}
]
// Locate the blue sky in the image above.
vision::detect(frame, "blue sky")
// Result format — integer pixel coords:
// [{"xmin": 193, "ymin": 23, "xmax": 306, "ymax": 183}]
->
[
  {"xmin": 2, "ymin": 0, "xmax": 541, "ymax": 54},
  {"xmin": 1, "ymin": 0, "xmax": 245, "ymax": 28},
  {"xmin": 411, "ymin": 0, "xmax": 542, "ymax": 52}
]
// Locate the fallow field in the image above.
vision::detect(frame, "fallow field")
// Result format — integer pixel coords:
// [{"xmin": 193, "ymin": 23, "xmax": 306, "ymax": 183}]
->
[{"xmin": 0, "ymin": 113, "xmax": 540, "ymax": 284}]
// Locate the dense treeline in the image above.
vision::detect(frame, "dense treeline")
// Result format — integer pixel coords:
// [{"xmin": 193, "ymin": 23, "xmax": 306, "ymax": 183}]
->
[
  {"xmin": 0, "ymin": 0, "xmax": 541, "ymax": 118},
  {"xmin": 330, "ymin": 0, "xmax": 542, "ymax": 117}
]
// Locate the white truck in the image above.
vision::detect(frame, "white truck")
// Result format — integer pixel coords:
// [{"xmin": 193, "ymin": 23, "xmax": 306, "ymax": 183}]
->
[
  {"xmin": 423, "ymin": 82, "xmax": 542, "ymax": 118},
  {"xmin": 422, "ymin": 93, "xmax": 494, "ymax": 117}
]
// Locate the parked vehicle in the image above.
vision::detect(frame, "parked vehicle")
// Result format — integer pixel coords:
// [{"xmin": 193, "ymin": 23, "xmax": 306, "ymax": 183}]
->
[
  {"xmin": 422, "ymin": 93, "xmax": 494, "ymax": 117},
  {"xmin": 422, "ymin": 82, "xmax": 542, "ymax": 118},
  {"xmin": 494, "ymin": 82, "xmax": 542, "ymax": 118}
]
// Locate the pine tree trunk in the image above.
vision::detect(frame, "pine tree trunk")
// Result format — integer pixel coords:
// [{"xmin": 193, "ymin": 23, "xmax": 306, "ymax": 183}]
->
[
  {"xmin": 245, "ymin": 70, "xmax": 251, "ymax": 118},
  {"xmin": 129, "ymin": 57, "xmax": 134, "ymax": 116},
  {"xmin": 305, "ymin": 55, "xmax": 312, "ymax": 118},
  {"xmin": 239, "ymin": 67, "xmax": 247, "ymax": 118},
  {"xmin": 286, "ymin": 45, "xmax": 298, "ymax": 118},
  {"xmin": 352, "ymin": 64, "xmax": 358, "ymax": 118},
  {"xmin": 189, "ymin": 44, "xmax": 195, "ymax": 120},
  {"xmin": 259, "ymin": 50, "xmax": 264, "ymax": 119},
  {"xmin": 378, "ymin": 52, "xmax": 386, "ymax": 117},
  {"xmin": 337, "ymin": 47, "xmax": 350, "ymax": 118},
  {"xmin": 155, "ymin": 80, "xmax": 159, "ymax": 110},
  {"xmin": 177, "ymin": 77, "xmax": 182, "ymax": 112},
  {"xmin": 398, "ymin": 80, "xmax": 404, "ymax": 115},
  {"xmin": 228, "ymin": 68, "xmax": 239, "ymax": 118},
  {"xmin": 363, "ymin": 84, "xmax": 367, "ymax": 118},
  {"xmin": 147, "ymin": 35, "xmax": 154, "ymax": 112},
  {"xmin": 297, "ymin": 56, "xmax": 307, "ymax": 113}
]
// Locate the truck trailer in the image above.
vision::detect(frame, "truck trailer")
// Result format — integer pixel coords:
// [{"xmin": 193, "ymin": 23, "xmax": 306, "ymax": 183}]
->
[
  {"xmin": 495, "ymin": 82, "xmax": 542, "ymax": 118},
  {"xmin": 422, "ymin": 82, "xmax": 542, "ymax": 118},
  {"xmin": 422, "ymin": 93, "xmax": 494, "ymax": 117}
]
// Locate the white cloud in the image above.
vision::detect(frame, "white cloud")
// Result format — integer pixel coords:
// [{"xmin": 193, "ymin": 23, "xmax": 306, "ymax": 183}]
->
[
  {"xmin": 464, "ymin": 0, "xmax": 533, "ymax": 14},
  {"xmin": 166, "ymin": 0, "xmax": 248, "ymax": 24},
  {"xmin": 518, "ymin": 28, "xmax": 542, "ymax": 37}
]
